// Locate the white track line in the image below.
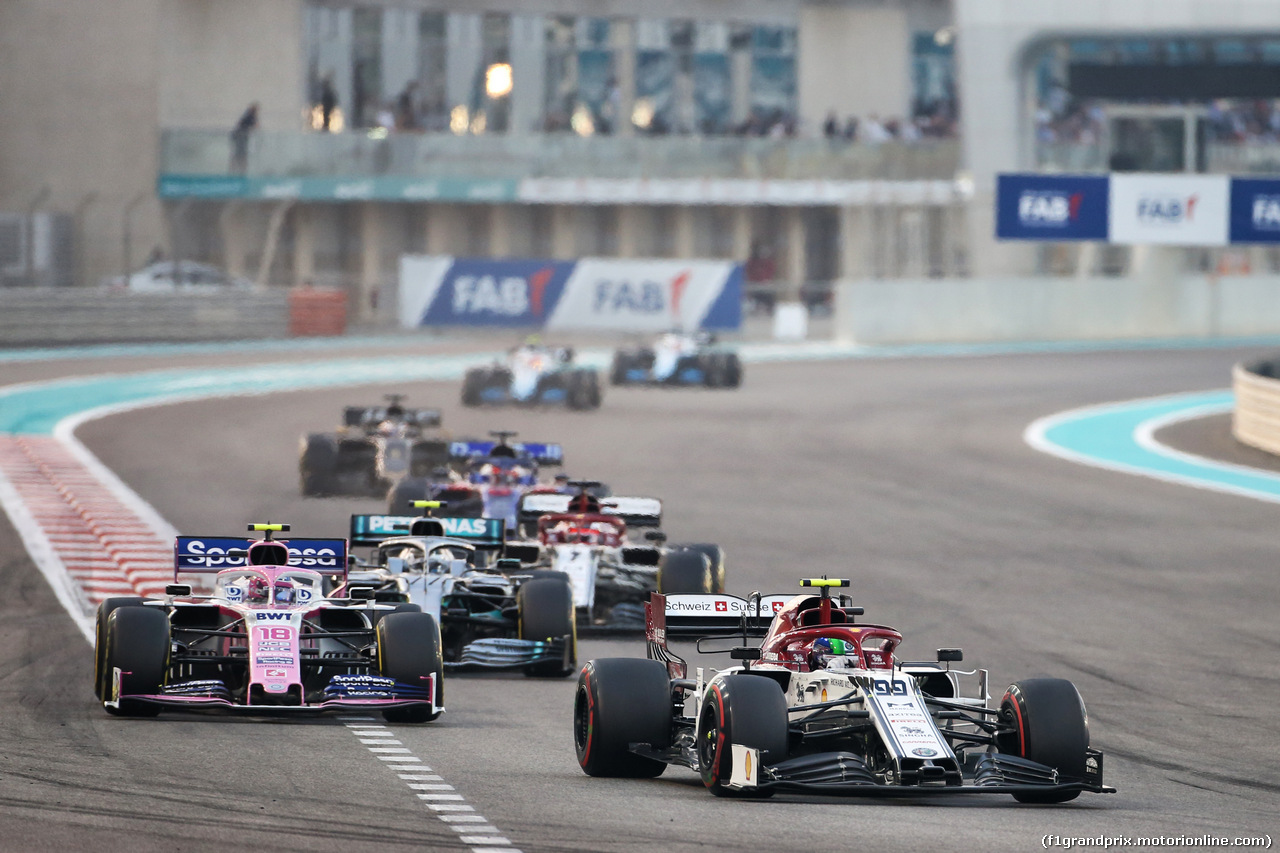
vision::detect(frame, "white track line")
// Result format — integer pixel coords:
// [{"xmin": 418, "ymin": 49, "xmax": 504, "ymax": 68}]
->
[{"xmin": 338, "ymin": 718, "xmax": 523, "ymax": 853}]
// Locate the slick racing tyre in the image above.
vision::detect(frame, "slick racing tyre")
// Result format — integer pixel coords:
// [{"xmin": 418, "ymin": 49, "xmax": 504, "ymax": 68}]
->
[
  {"xmin": 699, "ymin": 675, "xmax": 788, "ymax": 797},
  {"xmin": 102, "ymin": 605, "xmax": 169, "ymax": 717},
  {"xmin": 671, "ymin": 544, "xmax": 725, "ymax": 594},
  {"xmin": 94, "ymin": 596, "xmax": 145, "ymax": 700},
  {"xmin": 720, "ymin": 352, "xmax": 743, "ymax": 388},
  {"xmin": 997, "ymin": 678, "xmax": 1090, "ymax": 803},
  {"xmin": 386, "ymin": 477, "xmax": 433, "ymax": 515},
  {"xmin": 461, "ymin": 368, "xmax": 488, "ymax": 407},
  {"xmin": 299, "ymin": 434, "xmax": 339, "ymax": 496},
  {"xmin": 657, "ymin": 550, "xmax": 712, "ymax": 594},
  {"xmin": 568, "ymin": 370, "xmax": 602, "ymax": 411},
  {"xmin": 575, "ymin": 658, "xmax": 671, "ymax": 778},
  {"xmin": 377, "ymin": 611, "xmax": 444, "ymax": 723},
  {"xmin": 517, "ymin": 576, "xmax": 577, "ymax": 677},
  {"xmin": 609, "ymin": 352, "xmax": 631, "ymax": 386}
]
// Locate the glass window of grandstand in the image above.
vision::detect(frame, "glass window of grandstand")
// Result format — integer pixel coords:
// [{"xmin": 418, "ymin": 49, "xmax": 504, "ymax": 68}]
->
[
  {"xmin": 300, "ymin": 5, "xmax": 797, "ymax": 138},
  {"xmin": 1029, "ymin": 34, "xmax": 1280, "ymax": 174}
]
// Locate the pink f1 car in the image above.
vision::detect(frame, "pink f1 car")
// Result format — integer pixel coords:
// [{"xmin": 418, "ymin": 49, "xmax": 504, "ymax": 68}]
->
[{"xmin": 93, "ymin": 523, "xmax": 444, "ymax": 722}]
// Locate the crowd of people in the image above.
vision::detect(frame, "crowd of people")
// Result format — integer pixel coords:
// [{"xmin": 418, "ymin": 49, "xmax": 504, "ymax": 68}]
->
[
  {"xmin": 1036, "ymin": 89, "xmax": 1280, "ymax": 147},
  {"xmin": 820, "ymin": 101, "xmax": 959, "ymax": 144}
]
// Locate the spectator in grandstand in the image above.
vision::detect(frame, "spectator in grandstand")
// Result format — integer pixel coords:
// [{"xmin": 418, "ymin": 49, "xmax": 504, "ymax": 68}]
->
[
  {"xmin": 319, "ymin": 76, "xmax": 338, "ymax": 132},
  {"xmin": 395, "ymin": 81, "xmax": 420, "ymax": 131},
  {"xmin": 229, "ymin": 102, "xmax": 258, "ymax": 172},
  {"xmin": 823, "ymin": 111, "xmax": 840, "ymax": 138}
]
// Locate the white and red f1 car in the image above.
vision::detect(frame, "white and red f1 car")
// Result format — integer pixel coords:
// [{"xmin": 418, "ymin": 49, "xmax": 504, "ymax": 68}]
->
[
  {"xmin": 93, "ymin": 524, "xmax": 444, "ymax": 722},
  {"xmin": 574, "ymin": 578, "xmax": 1114, "ymax": 801}
]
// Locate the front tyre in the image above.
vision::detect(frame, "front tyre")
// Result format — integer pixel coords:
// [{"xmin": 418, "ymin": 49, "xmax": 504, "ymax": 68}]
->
[
  {"xmin": 657, "ymin": 550, "xmax": 712, "ymax": 594},
  {"xmin": 997, "ymin": 678, "xmax": 1090, "ymax": 803},
  {"xmin": 299, "ymin": 433, "xmax": 339, "ymax": 496},
  {"xmin": 698, "ymin": 675, "xmax": 788, "ymax": 797},
  {"xmin": 574, "ymin": 658, "xmax": 671, "ymax": 778},
  {"xmin": 517, "ymin": 576, "xmax": 577, "ymax": 677},
  {"xmin": 94, "ymin": 596, "xmax": 145, "ymax": 700},
  {"xmin": 377, "ymin": 612, "xmax": 445, "ymax": 722},
  {"xmin": 102, "ymin": 606, "xmax": 169, "ymax": 717},
  {"xmin": 386, "ymin": 476, "xmax": 433, "ymax": 515},
  {"xmin": 671, "ymin": 543, "xmax": 725, "ymax": 594}
]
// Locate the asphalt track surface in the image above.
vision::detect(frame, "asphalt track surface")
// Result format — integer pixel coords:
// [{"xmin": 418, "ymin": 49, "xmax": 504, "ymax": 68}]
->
[{"xmin": 1, "ymin": 341, "xmax": 1278, "ymax": 852}]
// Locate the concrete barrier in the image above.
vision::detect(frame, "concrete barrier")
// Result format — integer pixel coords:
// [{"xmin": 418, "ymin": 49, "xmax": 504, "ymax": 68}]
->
[
  {"xmin": 835, "ymin": 274, "xmax": 1280, "ymax": 344},
  {"xmin": 1233, "ymin": 359, "xmax": 1280, "ymax": 457},
  {"xmin": 0, "ymin": 289, "xmax": 292, "ymax": 345}
]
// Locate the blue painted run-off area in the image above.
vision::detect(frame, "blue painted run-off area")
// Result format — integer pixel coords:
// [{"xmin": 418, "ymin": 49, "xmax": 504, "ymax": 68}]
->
[{"xmin": 1032, "ymin": 390, "xmax": 1280, "ymax": 503}]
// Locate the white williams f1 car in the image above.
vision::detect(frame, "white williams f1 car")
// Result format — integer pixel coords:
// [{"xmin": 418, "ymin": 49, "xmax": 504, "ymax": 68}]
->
[{"xmin": 575, "ymin": 579, "xmax": 1114, "ymax": 801}]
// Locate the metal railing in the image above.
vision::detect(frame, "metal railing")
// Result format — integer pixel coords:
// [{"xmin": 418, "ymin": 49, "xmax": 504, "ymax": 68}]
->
[{"xmin": 161, "ymin": 130, "xmax": 961, "ymax": 182}]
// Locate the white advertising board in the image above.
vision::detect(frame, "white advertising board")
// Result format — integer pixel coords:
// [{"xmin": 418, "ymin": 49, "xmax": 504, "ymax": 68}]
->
[{"xmin": 1108, "ymin": 174, "xmax": 1230, "ymax": 246}]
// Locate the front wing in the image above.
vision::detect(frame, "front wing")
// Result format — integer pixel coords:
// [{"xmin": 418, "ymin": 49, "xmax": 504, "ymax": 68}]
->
[
  {"xmin": 444, "ymin": 636, "xmax": 572, "ymax": 672},
  {"xmin": 107, "ymin": 669, "xmax": 441, "ymax": 716}
]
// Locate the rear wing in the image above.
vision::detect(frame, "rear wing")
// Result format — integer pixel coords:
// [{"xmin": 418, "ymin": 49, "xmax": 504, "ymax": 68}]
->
[
  {"xmin": 518, "ymin": 494, "xmax": 662, "ymax": 528},
  {"xmin": 344, "ymin": 406, "xmax": 441, "ymax": 428},
  {"xmin": 449, "ymin": 440, "xmax": 563, "ymax": 465},
  {"xmin": 656, "ymin": 592, "xmax": 792, "ymax": 638},
  {"xmin": 174, "ymin": 536, "xmax": 348, "ymax": 578},
  {"xmin": 349, "ymin": 514, "xmax": 506, "ymax": 549}
]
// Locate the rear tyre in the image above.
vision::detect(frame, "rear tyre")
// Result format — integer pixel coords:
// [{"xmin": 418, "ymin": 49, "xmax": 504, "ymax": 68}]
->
[
  {"xmin": 568, "ymin": 370, "xmax": 602, "ymax": 411},
  {"xmin": 699, "ymin": 675, "xmax": 788, "ymax": 797},
  {"xmin": 377, "ymin": 612, "xmax": 444, "ymax": 723},
  {"xmin": 94, "ymin": 596, "xmax": 145, "ymax": 700},
  {"xmin": 672, "ymin": 544, "xmax": 726, "ymax": 594},
  {"xmin": 517, "ymin": 577, "xmax": 577, "ymax": 677},
  {"xmin": 386, "ymin": 477, "xmax": 433, "ymax": 515},
  {"xmin": 574, "ymin": 658, "xmax": 671, "ymax": 778},
  {"xmin": 657, "ymin": 550, "xmax": 712, "ymax": 594},
  {"xmin": 721, "ymin": 353, "xmax": 743, "ymax": 388},
  {"xmin": 997, "ymin": 678, "xmax": 1089, "ymax": 803},
  {"xmin": 461, "ymin": 368, "xmax": 487, "ymax": 407},
  {"xmin": 102, "ymin": 606, "xmax": 169, "ymax": 717},
  {"xmin": 609, "ymin": 352, "xmax": 630, "ymax": 386},
  {"xmin": 299, "ymin": 434, "xmax": 339, "ymax": 496}
]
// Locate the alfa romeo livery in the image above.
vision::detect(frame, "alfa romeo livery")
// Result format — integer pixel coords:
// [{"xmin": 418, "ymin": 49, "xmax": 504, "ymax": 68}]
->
[{"xmin": 574, "ymin": 578, "xmax": 1114, "ymax": 801}]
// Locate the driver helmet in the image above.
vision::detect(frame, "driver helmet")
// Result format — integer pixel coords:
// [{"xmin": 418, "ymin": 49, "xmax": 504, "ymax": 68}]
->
[
  {"xmin": 273, "ymin": 579, "xmax": 298, "ymax": 605},
  {"xmin": 246, "ymin": 575, "xmax": 270, "ymax": 605},
  {"xmin": 808, "ymin": 637, "xmax": 855, "ymax": 670}
]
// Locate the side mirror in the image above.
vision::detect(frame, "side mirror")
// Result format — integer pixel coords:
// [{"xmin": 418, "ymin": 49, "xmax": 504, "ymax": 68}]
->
[
  {"xmin": 937, "ymin": 648, "xmax": 963, "ymax": 663},
  {"xmin": 730, "ymin": 647, "xmax": 762, "ymax": 661},
  {"xmin": 165, "ymin": 584, "xmax": 192, "ymax": 597},
  {"xmin": 348, "ymin": 587, "xmax": 375, "ymax": 601}
]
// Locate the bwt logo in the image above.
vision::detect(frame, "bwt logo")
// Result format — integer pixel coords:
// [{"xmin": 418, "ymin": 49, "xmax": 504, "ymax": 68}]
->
[
  {"xmin": 1137, "ymin": 195, "xmax": 1197, "ymax": 224},
  {"xmin": 451, "ymin": 268, "xmax": 553, "ymax": 316},
  {"xmin": 592, "ymin": 271, "xmax": 690, "ymax": 317},
  {"xmin": 1017, "ymin": 191, "xmax": 1082, "ymax": 226},
  {"xmin": 1252, "ymin": 195, "xmax": 1280, "ymax": 230}
]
